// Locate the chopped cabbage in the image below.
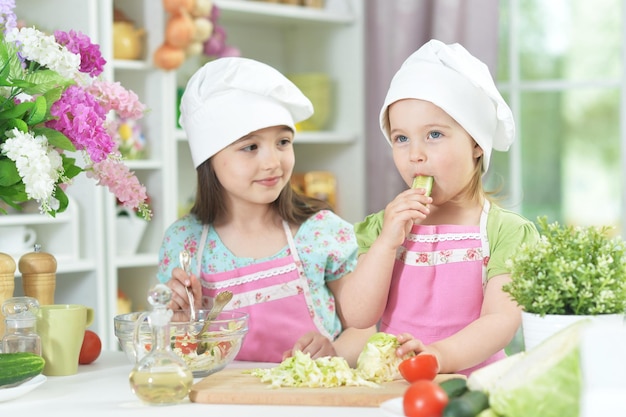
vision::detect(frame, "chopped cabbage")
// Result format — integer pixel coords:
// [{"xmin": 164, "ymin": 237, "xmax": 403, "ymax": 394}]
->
[
  {"xmin": 249, "ymin": 332, "xmax": 412, "ymax": 388},
  {"xmin": 249, "ymin": 350, "xmax": 377, "ymax": 388},
  {"xmin": 355, "ymin": 332, "xmax": 414, "ymax": 383}
]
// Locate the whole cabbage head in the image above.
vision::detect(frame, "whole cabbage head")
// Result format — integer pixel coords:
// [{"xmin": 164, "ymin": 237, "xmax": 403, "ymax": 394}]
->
[{"xmin": 355, "ymin": 332, "xmax": 414, "ymax": 383}]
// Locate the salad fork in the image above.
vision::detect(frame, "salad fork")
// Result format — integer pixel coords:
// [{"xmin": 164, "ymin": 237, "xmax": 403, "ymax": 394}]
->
[{"xmin": 178, "ymin": 250, "xmax": 195, "ymax": 322}]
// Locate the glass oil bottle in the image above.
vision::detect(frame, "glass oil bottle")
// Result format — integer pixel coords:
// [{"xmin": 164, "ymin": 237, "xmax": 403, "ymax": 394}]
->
[{"xmin": 129, "ymin": 284, "xmax": 193, "ymax": 405}]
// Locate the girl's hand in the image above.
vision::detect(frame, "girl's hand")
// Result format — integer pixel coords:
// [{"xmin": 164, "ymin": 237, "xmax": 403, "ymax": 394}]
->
[
  {"xmin": 166, "ymin": 267, "xmax": 201, "ymax": 311},
  {"xmin": 282, "ymin": 331, "xmax": 336, "ymax": 361},
  {"xmin": 396, "ymin": 332, "xmax": 442, "ymax": 370},
  {"xmin": 379, "ymin": 189, "xmax": 432, "ymax": 249},
  {"xmin": 396, "ymin": 332, "xmax": 426, "ymax": 356}
]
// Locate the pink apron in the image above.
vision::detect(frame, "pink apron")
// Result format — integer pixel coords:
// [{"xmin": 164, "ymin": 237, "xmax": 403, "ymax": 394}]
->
[
  {"xmin": 380, "ymin": 200, "xmax": 505, "ymax": 375},
  {"xmin": 195, "ymin": 221, "xmax": 330, "ymax": 362}
]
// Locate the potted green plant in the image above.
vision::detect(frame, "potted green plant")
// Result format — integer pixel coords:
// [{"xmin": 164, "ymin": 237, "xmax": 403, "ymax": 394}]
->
[{"xmin": 503, "ymin": 216, "xmax": 626, "ymax": 350}]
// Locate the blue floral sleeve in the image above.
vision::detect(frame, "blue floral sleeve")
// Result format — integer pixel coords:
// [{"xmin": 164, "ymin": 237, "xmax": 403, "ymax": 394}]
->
[
  {"xmin": 294, "ymin": 210, "xmax": 358, "ymax": 283},
  {"xmin": 157, "ymin": 214, "xmax": 204, "ymax": 283}
]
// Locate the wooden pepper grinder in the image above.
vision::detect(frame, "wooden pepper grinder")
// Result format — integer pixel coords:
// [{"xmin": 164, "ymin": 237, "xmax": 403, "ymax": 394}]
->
[
  {"xmin": 19, "ymin": 245, "xmax": 57, "ymax": 306},
  {"xmin": 0, "ymin": 252, "xmax": 16, "ymax": 337}
]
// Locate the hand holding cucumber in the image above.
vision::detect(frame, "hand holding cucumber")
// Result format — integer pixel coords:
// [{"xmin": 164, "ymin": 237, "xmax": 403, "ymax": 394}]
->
[{"xmin": 412, "ymin": 175, "xmax": 434, "ymax": 197}]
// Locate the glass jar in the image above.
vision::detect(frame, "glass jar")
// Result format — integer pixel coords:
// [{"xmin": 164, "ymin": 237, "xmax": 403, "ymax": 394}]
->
[{"xmin": 2, "ymin": 296, "xmax": 42, "ymax": 355}]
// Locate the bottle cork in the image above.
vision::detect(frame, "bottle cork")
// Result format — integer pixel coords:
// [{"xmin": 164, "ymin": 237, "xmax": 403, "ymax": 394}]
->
[
  {"xmin": 0, "ymin": 253, "xmax": 16, "ymax": 337},
  {"xmin": 19, "ymin": 245, "xmax": 57, "ymax": 306}
]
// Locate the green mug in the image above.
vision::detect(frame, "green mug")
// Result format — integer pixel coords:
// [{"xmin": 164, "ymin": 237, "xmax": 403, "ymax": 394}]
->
[{"xmin": 36, "ymin": 304, "xmax": 95, "ymax": 376}]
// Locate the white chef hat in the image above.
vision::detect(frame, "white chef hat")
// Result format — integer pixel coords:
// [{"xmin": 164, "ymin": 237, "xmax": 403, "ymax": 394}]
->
[
  {"xmin": 379, "ymin": 39, "xmax": 515, "ymax": 172},
  {"xmin": 180, "ymin": 57, "xmax": 314, "ymax": 168}
]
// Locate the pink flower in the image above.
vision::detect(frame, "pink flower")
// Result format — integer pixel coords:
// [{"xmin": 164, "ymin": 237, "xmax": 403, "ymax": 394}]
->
[
  {"xmin": 87, "ymin": 157, "xmax": 151, "ymax": 219},
  {"xmin": 47, "ymin": 85, "xmax": 115, "ymax": 163},
  {"xmin": 54, "ymin": 29, "xmax": 105, "ymax": 77},
  {"xmin": 87, "ymin": 80, "xmax": 146, "ymax": 120}
]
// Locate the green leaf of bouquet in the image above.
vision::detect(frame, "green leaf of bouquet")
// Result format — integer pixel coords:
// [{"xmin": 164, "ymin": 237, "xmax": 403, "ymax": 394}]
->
[
  {"xmin": 42, "ymin": 87, "xmax": 64, "ymax": 113},
  {"xmin": 0, "ymin": 183, "xmax": 27, "ymax": 199},
  {"xmin": 0, "ymin": 40, "xmax": 37, "ymax": 90},
  {"xmin": 27, "ymin": 95, "xmax": 47, "ymax": 125},
  {"xmin": 23, "ymin": 69, "xmax": 73, "ymax": 96},
  {"xmin": 0, "ymin": 100, "xmax": 33, "ymax": 119},
  {"xmin": 53, "ymin": 186, "xmax": 69, "ymax": 214},
  {"xmin": 33, "ymin": 127, "xmax": 76, "ymax": 151},
  {"xmin": 61, "ymin": 155, "xmax": 83, "ymax": 179},
  {"xmin": 6, "ymin": 118, "xmax": 29, "ymax": 132},
  {"xmin": 0, "ymin": 40, "xmax": 10, "ymax": 82},
  {"xmin": 0, "ymin": 193, "xmax": 27, "ymax": 213},
  {"xmin": 0, "ymin": 158, "xmax": 21, "ymax": 186}
]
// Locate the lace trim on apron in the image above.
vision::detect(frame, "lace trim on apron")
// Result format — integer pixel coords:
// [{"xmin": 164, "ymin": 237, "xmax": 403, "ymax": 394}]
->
[
  {"xmin": 397, "ymin": 246, "xmax": 485, "ymax": 267},
  {"xmin": 200, "ymin": 263, "xmax": 298, "ymax": 290},
  {"xmin": 406, "ymin": 232, "xmax": 482, "ymax": 243}
]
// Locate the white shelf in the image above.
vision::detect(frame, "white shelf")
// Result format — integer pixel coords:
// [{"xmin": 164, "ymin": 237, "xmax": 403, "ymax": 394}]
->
[
  {"xmin": 112, "ymin": 59, "xmax": 151, "ymax": 70},
  {"xmin": 115, "ymin": 253, "xmax": 158, "ymax": 268},
  {"xmin": 124, "ymin": 159, "xmax": 163, "ymax": 170},
  {"xmin": 12, "ymin": 259, "xmax": 97, "ymax": 277},
  {"xmin": 0, "ymin": 211, "xmax": 73, "ymax": 226},
  {"xmin": 215, "ymin": 0, "xmax": 355, "ymax": 25}
]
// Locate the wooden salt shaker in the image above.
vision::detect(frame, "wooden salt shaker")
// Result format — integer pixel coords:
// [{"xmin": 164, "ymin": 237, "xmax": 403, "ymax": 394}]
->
[
  {"xmin": 0, "ymin": 252, "xmax": 16, "ymax": 337},
  {"xmin": 19, "ymin": 245, "xmax": 57, "ymax": 306}
]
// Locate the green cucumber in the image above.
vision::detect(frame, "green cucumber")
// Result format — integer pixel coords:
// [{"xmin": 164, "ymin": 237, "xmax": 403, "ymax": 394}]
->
[
  {"xmin": 476, "ymin": 408, "xmax": 500, "ymax": 417},
  {"xmin": 412, "ymin": 175, "xmax": 434, "ymax": 197},
  {"xmin": 443, "ymin": 390, "xmax": 490, "ymax": 417},
  {"xmin": 439, "ymin": 377, "xmax": 468, "ymax": 398},
  {"xmin": 0, "ymin": 352, "xmax": 45, "ymax": 387}
]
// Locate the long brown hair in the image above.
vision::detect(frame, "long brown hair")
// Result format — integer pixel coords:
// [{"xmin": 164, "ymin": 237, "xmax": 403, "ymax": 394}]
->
[{"xmin": 190, "ymin": 159, "xmax": 333, "ymax": 225}]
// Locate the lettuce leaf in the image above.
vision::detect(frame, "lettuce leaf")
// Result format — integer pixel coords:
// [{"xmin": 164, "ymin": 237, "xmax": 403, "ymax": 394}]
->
[{"xmin": 488, "ymin": 320, "xmax": 590, "ymax": 417}]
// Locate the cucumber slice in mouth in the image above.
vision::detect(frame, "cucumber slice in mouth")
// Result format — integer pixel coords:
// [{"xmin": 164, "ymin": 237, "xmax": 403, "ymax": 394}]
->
[{"xmin": 411, "ymin": 175, "xmax": 433, "ymax": 197}]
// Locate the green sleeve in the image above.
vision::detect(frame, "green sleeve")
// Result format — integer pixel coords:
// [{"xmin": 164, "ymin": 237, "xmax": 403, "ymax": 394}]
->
[
  {"xmin": 486, "ymin": 205, "xmax": 540, "ymax": 280},
  {"xmin": 354, "ymin": 210, "xmax": 385, "ymax": 256}
]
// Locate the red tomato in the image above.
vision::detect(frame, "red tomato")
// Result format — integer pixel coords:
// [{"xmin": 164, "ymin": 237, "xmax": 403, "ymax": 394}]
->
[
  {"xmin": 399, "ymin": 354, "xmax": 439, "ymax": 383},
  {"xmin": 174, "ymin": 333, "xmax": 198, "ymax": 355},
  {"xmin": 403, "ymin": 380, "xmax": 449, "ymax": 417},
  {"xmin": 79, "ymin": 330, "xmax": 102, "ymax": 364}
]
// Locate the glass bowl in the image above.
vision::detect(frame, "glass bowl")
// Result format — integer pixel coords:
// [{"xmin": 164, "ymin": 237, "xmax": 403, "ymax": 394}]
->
[{"xmin": 114, "ymin": 309, "xmax": 249, "ymax": 377}]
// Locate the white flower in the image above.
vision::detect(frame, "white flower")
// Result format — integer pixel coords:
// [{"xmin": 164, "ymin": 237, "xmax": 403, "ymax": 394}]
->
[
  {"xmin": 5, "ymin": 26, "xmax": 80, "ymax": 80},
  {"xmin": 0, "ymin": 128, "xmax": 64, "ymax": 213}
]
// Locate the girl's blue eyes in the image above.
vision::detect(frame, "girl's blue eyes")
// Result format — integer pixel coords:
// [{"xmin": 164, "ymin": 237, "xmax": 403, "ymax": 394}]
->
[
  {"xmin": 394, "ymin": 131, "xmax": 442, "ymax": 143},
  {"xmin": 396, "ymin": 135, "xmax": 409, "ymax": 143}
]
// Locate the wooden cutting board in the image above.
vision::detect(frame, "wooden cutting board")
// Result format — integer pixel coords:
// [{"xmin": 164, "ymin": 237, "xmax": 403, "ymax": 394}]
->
[{"xmin": 190, "ymin": 369, "xmax": 462, "ymax": 407}]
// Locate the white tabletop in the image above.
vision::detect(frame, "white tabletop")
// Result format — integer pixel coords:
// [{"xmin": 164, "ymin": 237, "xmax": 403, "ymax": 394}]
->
[{"xmin": 2, "ymin": 351, "xmax": 392, "ymax": 417}]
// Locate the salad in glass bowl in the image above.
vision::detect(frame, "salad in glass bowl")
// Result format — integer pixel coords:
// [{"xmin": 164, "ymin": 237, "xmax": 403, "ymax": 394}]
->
[{"xmin": 114, "ymin": 309, "xmax": 248, "ymax": 377}]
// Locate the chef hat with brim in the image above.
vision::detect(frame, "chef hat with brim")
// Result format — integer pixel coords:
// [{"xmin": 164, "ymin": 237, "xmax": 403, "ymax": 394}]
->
[
  {"xmin": 180, "ymin": 57, "xmax": 314, "ymax": 168},
  {"xmin": 379, "ymin": 39, "xmax": 515, "ymax": 173}
]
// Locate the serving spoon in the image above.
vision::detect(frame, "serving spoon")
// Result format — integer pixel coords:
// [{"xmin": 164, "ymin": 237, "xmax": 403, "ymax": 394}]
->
[
  {"xmin": 178, "ymin": 250, "xmax": 195, "ymax": 322},
  {"xmin": 196, "ymin": 290, "xmax": 233, "ymax": 354}
]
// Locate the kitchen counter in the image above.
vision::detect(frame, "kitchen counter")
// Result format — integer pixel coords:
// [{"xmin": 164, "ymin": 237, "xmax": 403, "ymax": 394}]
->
[{"xmin": 2, "ymin": 351, "xmax": 391, "ymax": 416}]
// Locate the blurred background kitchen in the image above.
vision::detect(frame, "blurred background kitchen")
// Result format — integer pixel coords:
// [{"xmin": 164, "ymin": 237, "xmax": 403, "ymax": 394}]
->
[{"xmin": 2, "ymin": 0, "xmax": 624, "ymax": 349}]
